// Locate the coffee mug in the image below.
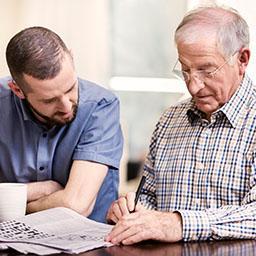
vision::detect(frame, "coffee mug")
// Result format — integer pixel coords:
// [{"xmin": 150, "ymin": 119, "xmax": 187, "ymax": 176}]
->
[{"xmin": 0, "ymin": 183, "xmax": 27, "ymax": 222}]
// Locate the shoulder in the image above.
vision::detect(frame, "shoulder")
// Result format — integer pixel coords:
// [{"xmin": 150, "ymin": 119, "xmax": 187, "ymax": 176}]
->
[
  {"xmin": 0, "ymin": 76, "xmax": 12, "ymax": 101},
  {"xmin": 78, "ymin": 78, "xmax": 118, "ymax": 105},
  {"xmin": 74, "ymin": 78, "xmax": 120, "ymax": 123},
  {"xmin": 149, "ymin": 97, "xmax": 192, "ymax": 141},
  {"xmin": 159, "ymin": 97, "xmax": 192, "ymax": 124}
]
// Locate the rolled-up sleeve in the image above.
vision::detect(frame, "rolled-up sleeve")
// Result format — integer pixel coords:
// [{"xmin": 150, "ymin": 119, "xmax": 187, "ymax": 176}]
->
[{"xmin": 73, "ymin": 97, "xmax": 123, "ymax": 169}]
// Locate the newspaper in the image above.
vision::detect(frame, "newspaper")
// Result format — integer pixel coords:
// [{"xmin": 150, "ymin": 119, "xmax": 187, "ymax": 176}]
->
[{"xmin": 0, "ymin": 207, "xmax": 114, "ymax": 255}]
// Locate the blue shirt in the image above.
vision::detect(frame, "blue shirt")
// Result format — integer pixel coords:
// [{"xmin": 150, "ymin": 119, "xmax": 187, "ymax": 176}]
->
[{"xmin": 0, "ymin": 76, "xmax": 123, "ymax": 223}]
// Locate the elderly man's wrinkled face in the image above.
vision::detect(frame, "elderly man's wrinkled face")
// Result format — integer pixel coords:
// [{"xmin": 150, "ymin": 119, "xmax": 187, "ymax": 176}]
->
[{"xmin": 177, "ymin": 40, "xmax": 241, "ymax": 119}]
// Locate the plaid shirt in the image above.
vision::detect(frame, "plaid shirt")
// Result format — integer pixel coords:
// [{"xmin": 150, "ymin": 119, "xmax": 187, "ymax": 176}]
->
[{"xmin": 141, "ymin": 74, "xmax": 256, "ymax": 241}]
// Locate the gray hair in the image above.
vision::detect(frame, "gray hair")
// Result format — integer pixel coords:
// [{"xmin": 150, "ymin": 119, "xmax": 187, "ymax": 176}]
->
[{"xmin": 175, "ymin": 5, "xmax": 249, "ymax": 58}]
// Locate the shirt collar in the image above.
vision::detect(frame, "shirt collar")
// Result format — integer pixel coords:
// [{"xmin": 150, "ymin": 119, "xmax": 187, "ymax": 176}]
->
[
  {"xmin": 187, "ymin": 103, "xmax": 204, "ymax": 125},
  {"xmin": 17, "ymin": 97, "xmax": 60, "ymax": 131},
  {"xmin": 219, "ymin": 74, "xmax": 253, "ymax": 128},
  {"xmin": 17, "ymin": 97, "xmax": 34, "ymax": 121},
  {"xmin": 187, "ymin": 74, "xmax": 253, "ymax": 128},
  {"xmin": 2, "ymin": 76, "xmax": 34, "ymax": 122}
]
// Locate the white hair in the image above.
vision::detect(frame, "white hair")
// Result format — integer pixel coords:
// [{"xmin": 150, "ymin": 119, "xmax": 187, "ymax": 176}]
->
[{"xmin": 175, "ymin": 5, "xmax": 249, "ymax": 58}]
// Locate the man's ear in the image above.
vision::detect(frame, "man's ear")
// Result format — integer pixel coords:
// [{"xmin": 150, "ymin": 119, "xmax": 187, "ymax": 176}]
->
[
  {"xmin": 8, "ymin": 81, "xmax": 25, "ymax": 99},
  {"xmin": 238, "ymin": 48, "xmax": 250, "ymax": 76}
]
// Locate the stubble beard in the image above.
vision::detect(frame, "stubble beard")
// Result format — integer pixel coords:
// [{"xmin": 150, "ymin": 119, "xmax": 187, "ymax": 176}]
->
[{"xmin": 24, "ymin": 98, "xmax": 78, "ymax": 127}]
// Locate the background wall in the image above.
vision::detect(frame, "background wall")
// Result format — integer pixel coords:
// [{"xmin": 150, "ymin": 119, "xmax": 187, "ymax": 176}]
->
[
  {"xmin": 1, "ymin": 0, "xmax": 255, "ymax": 83},
  {"xmin": 188, "ymin": 0, "xmax": 256, "ymax": 82},
  {"xmin": 0, "ymin": 0, "xmax": 110, "ymax": 85},
  {"xmin": 1, "ymin": 0, "xmax": 256, "ymax": 193}
]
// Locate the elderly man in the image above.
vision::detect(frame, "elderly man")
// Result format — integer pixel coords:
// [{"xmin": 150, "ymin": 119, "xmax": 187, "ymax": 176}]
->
[
  {"xmin": 0, "ymin": 27, "xmax": 123, "ymax": 223},
  {"xmin": 106, "ymin": 5, "xmax": 256, "ymax": 243}
]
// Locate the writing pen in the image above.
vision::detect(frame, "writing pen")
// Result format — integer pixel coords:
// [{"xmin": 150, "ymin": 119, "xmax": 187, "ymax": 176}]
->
[{"xmin": 131, "ymin": 175, "xmax": 146, "ymax": 213}]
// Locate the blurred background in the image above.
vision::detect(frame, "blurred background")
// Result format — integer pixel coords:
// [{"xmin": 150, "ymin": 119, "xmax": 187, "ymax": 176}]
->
[{"xmin": 1, "ymin": 0, "xmax": 256, "ymax": 194}]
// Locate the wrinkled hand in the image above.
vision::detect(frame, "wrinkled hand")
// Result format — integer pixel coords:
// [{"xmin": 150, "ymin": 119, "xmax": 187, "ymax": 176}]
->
[
  {"xmin": 105, "ymin": 210, "xmax": 182, "ymax": 245},
  {"xmin": 106, "ymin": 192, "xmax": 144, "ymax": 224}
]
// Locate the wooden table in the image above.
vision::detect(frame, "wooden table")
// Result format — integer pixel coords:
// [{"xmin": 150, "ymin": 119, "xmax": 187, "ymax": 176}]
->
[{"xmin": 1, "ymin": 239, "xmax": 255, "ymax": 256}]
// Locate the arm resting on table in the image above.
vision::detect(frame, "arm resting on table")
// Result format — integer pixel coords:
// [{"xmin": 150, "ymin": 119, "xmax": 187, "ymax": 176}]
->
[
  {"xmin": 26, "ymin": 160, "xmax": 108, "ymax": 216},
  {"xmin": 178, "ymin": 186, "xmax": 256, "ymax": 241}
]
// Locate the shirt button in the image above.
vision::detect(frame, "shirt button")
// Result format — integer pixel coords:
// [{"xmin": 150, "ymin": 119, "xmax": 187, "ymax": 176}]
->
[
  {"xmin": 205, "ymin": 129, "xmax": 211, "ymax": 135},
  {"xmin": 202, "ymin": 120, "xmax": 209, "ymax": 127},
  {"xmin": 39, "ymin": 166, "xmax": 44, "ymax": 171}
]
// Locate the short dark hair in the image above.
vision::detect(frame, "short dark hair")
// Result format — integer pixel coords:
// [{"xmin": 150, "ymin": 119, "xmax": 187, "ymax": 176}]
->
[{"xmin": 6, "ymin": 26, "xmax": 72, "ymax": 89}]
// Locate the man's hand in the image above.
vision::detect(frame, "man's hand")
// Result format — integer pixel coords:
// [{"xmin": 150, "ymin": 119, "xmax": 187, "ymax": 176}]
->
[
  {"xmin": 106, "ymin": 192, "xmax": 144, "ymax": 224},
  {"xmin": 105, "ymin": 210, "xmax": 183, "ymax": 245},
  {"xmin": 27, "ymin": 180, "xmax": 63, "ymax": 202}
]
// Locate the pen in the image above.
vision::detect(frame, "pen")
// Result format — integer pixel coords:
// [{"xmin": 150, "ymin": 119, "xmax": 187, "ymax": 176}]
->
[{"xmin": 131, "ymin": 175, "xmax": 146, "ymax": 213}]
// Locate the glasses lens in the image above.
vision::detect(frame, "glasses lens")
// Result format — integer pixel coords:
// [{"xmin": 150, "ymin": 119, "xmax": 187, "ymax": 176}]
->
[
  {"xmin": 172, "ymin": 69, "xmax": 184, "ymax": 80},
  {"xmin": 172, "ymin": 59, "xmax": 211, "ymax": 82},
  {"xmin": 182, "ymin": 71, "xmax": 190, "ymax": 82},
  {"xmin": 172, "ymin": 60, "xmax": 187, "ymax": 81}
]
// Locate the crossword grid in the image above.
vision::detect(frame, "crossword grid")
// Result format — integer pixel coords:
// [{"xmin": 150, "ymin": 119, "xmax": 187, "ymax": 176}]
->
[
  {"xmin": 59, "ymin": 233, "xmax": 104, "ymax": 242},
  {"xmin": 0, "ymin": 220, "xmax": 53, "ymax": 240}
]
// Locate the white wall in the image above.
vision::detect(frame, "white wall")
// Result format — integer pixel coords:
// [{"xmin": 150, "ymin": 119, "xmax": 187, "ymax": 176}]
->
[
  {"xmin": 187, "ymin": 0, "xmax": 256, "ymax": 82},
  {"xmin": 0, "ymin": 0, "xmax": 110, "ymax": 86},
  {"xmin": 217, "ymin": 0, "xmax": 256, "ymax": 82},
  {"xmin": 0, "ymin": 1, "xmax": 22, "ymax": 76}
]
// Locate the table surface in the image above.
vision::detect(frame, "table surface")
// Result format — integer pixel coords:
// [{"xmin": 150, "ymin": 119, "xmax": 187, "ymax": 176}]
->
[{"xmin": 1, "ymin": 239, "xmax": 256, "ymax": 256}]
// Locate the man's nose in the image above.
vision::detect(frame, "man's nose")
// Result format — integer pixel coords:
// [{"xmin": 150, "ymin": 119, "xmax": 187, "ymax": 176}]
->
[
  {"xmin": 58, "ymin": 96, "xmax": 73, "ymax": 112},
  {"xmin": 186, "ymin": 76, "xmax": 205, "ymax": 96}
]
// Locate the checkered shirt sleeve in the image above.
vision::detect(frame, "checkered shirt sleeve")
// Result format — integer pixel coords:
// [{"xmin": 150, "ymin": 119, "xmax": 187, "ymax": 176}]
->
[{"xmin": 139, "ymin": 74, "xmax": 256, "ymax": 241}]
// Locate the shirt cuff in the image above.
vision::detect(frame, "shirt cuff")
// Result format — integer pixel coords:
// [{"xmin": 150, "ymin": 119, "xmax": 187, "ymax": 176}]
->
[
  {"xmin": 177, "ymin": 210, "xmax": 211, "ymax": 241},
  {"xmin": 73, "ymin": 151, "xmax": 120, "ymax": 169}
]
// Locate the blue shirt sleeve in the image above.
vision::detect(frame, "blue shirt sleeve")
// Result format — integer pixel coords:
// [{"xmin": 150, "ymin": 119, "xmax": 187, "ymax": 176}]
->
[{"xmin": 72, "ymin": 97, "xmax": 123, "ymax": 169}]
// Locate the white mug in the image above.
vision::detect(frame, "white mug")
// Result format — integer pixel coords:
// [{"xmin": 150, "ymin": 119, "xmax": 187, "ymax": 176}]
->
[{"xmin": 0, "ymin": 183, "xmax": 27, "ymax": 222}]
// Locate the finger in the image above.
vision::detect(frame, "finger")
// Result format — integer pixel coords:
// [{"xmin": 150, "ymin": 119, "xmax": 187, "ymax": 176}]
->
[
  {"xmin": 120, "ymin": 211, "xmax": 139, "ymax": 221},
  {"xmin": 112, "ymin": 201, "xmax": 123, "ymax": 220},
  {"xmin": 122, "ymin": 232, "xmax": 148, "ymax": 245},
  {"xmin": 117, "ymin": 197, "xmax": 130, "ymax": 216},
  {"xmin": 106, "ymin": 201, "xmax": 122, "ymax": 224},
  {"xmin": 110, "ymin": 223, "xmax": 144, "ymax": 245},
  {"xmin": 105, "ymin": 221, "xmax": 129, "ymax": 242},
  {"xmin": 111, "ymin": 214, "xmax": 119, "ymax": 224},
  {"xmin": 106, "ymin": 212, "xmax": 119, "ymax": 224},
  {"xmin": 106, "ymin": 201, "xmax": 116, "ymax": 222},
  {"xmin": 125, "ymin": 192, "xmax": 136, "ymax": 212}
]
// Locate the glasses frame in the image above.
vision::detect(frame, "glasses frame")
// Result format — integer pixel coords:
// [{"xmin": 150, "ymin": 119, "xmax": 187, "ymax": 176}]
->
[{"xmin": 172, "ymin": 51, "xmax": 239, "ymax": 82}]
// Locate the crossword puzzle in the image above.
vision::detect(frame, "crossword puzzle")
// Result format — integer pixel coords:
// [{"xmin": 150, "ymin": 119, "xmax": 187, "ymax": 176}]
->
[
  {"xmin": 0, "ymin": 220, "xmax": 54, "ymax": 241},
  {"xmin": 59, "ymin": 233, "xmax": 103, "ymax": 242}
]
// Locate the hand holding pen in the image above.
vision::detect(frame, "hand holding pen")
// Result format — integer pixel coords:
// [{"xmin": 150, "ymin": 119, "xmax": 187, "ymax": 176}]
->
[
  {"xmin": 106, "ymin": 176, "xmax": 146, "ymax": 224},
  {"xmin": 130, "ymin": 175, "xmax": 146, "ymax": 213}
]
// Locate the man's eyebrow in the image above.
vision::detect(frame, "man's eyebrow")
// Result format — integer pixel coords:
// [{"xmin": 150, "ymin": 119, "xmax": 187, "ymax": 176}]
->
[
  {"xmin": 65, "ymin": 81, "xmax": 76, "ymax": 94},
  {"xmin": 40, "ymin": 81, "xmax": 76, "ymax": 102},
  {"xmin": 179, "ymin": 59, "xmax": 215, "ymax": 69}
]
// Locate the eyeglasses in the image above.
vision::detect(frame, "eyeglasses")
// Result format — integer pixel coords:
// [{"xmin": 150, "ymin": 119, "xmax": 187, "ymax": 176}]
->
[{"xmin": 172, "ymin": 51, "xmax": 238, "ymax": 83}]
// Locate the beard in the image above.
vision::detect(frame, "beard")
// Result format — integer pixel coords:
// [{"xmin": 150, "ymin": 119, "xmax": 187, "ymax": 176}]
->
[{"xmin": 24, "ymin": 98, "xmax": 78, "ymax": 127}]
